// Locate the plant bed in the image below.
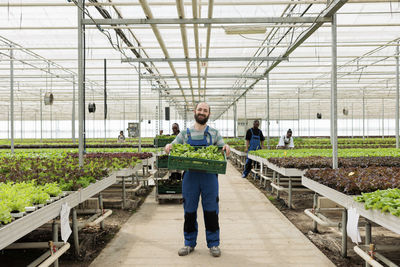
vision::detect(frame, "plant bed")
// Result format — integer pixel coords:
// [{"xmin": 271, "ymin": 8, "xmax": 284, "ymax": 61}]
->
[
  {"xmin": 268, "ymin": 156, "xmax": 400, "ymax": 170},
  {"xmin": 304, "ymin": 167, "xmax": 400, "ymax": 195},
  {"xmin": 251, "ymin": 148, "xmax": 400, "ymax": 159},
  {"xmin": 355, "ymin": 188, "xmax": 400, "ymax": 217}
]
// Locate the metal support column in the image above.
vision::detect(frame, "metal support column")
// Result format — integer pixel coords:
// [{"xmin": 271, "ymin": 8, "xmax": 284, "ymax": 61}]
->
[
  {"xmin": 278, "ymin": 100, "xmax": 281, "ymax": 136},
  {"xmin": 331, "ymin": 13, "xmax": 338, "ymax": 169},
  {"xmin": 52, "ymin": 220, "xmax": 59, "ymax": 267},
  {"xmin": 351, "ymin": 102, "xmax": 354, "ymax": 138},
  {"xmin": 72, "ymin": 208, "xmax": 79, "ymax": 255},
  {"xmin": 78, "ymin": 0, "xmax": 85, "ymax": 166},
  {"xmin": 288, "ymin": 178, "xmax": 292, "ymax": 209},
  {"xmin": 365, "ymin": 220, "xmax": 372, "ymax": 267},
  {"xmin": 308, "ymin": 103, "xmax": 311, "ymax": 137},
  {"xmin": 50, "ymin": 105, "xmax": 53, "ymax": 139},
  {"xmin": 233, "ymin": 102, "xmax": 237, "ymax": 138},
  {"xmin": 138, "ymin": 57, "xmax": 142, "ymax": 153},
  {"xmin": 104, "ymin": 58, "xmax": 107, "ymax": 144},
  {"xmin": 7, "ymin": 108, "xmax": 9, "ymax": 140},
  {"xmin": 183, "ymin": 105, "xmax": 187, "ymax": 130},
  {"xmin": 362, "ymin": 91, "xmax": 365, "ymax": 140},
  {"xmin": 72, "ymin": 76, "xmax": 76, "ymax": 143},
  {"xmin": 40, "ymin": 88, "xmax": 43, "ymax": 141},
  {"xmin": 382, "ymin": 98, "xmax": 384, "ymax": 139},
  {"xmin": 297, "ymin": 88, "xmax": 300, "ymax": 136},
  {"xmin": 396, "ymin": 41, "xmax": 399, "ymax": 148},
  {"xmin": 98, "ymin": 194, "xmax": 105, "ymax": 230},
  {"xmin": 341, "ymin": 208, "xmax": 347, "ymax": 257},
  {"xmin": 244, "ymin": 94, "xmax": 247, "ymax": 125},
  {"xmin": 158, "ymin": 91, "xmax": 161, "ymax": 134},
  {"xmin": 312, "ymin": 193, "xmax": 318, "ymax": 233},
  {"xmin": 266, "ymin": 43, "xmax": 270, "ymax": 148},
  {"xmin": 10, "ymin": 46, "xmax": 14, "ymax": 154},
  {"xmin": 20, "ymin": 100, "xmax": 22, "ymax": 141},
  {"xmin": 123, "ymin": 100, "xmax": 126, "ymax": 133}
]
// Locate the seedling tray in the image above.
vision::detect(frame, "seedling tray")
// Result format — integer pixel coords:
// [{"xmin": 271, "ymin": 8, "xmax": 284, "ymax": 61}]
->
[{"xmin": 168, "ymin": 152, "xmax": 226, "ymax": 174}]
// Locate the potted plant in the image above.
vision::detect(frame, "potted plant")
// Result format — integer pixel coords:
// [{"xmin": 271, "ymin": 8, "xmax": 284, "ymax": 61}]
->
[
  {"xmin": 31, "ymin": 191, "xmax": 50, "ymax": 208},
  {"xmin": 0, "ymin": 203, "xmax": 12, "ymax": 225},
  {"xmin": 42, "ymin": 183, "xmax": 62, "ymax": 200},
  {"xmin": 8, "ymin": 198, "xmax": 28, "ymax": 218}
]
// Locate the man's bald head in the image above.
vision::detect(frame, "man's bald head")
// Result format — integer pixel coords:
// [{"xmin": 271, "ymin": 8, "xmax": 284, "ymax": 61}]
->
[{"xmin": 194, "ymin": 102, "xmax": 210, "ymax": 113}]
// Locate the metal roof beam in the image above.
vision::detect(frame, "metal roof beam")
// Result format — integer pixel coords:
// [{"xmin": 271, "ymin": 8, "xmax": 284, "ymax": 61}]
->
[
  {"xmin": 82, "ymin": 17, "xmax": 332, "ymax": 25},
  {"xmin": 122, "ymin": 56, "xmax": 287, "ymax": 63},
  {"xmin": 141, "ymin": 74, "xmax": 265, "ymax": 79},
  {"xmin": 215, "ymin": 0, "xmax": 350, "ymax": 119}
]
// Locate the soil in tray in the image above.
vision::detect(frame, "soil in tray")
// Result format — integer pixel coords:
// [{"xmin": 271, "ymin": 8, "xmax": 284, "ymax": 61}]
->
[{"xmin": 235, "ymin": 164, "xmax": 400, "ymax": 267}]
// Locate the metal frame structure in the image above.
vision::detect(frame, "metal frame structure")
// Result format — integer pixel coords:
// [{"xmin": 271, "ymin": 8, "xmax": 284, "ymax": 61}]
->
[{"xmin": 0, "ymin": 0, "xmax": 399, "ymax": 151}]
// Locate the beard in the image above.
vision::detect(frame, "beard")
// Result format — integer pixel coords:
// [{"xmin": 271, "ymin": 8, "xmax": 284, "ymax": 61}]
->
[{"xmin": 194, "ymin": 113, "xmax": 209, "ymax": 125}]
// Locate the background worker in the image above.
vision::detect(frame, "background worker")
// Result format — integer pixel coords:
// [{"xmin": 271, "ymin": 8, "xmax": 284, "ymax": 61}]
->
[
  {"xmin": 170, "ymin": 122, "xmax": 181, "ymax": 180},
  {"xmin": 172, "ymin": 123, "xmax": 180, "ymax": 136},
  {"xmin": 277, "ymin": 129, "xmax": 295, "ymax": 149},
  {"xmin": 117, "ymin": 130, "xmax": 125, "ymax": 143},
  {"xmin": 242, "ymin": 120, "xmax": 265, "ymax": 178},
  {"xmin": 165, "ymin": 102, "xmax": 230, "ymax": 258}
]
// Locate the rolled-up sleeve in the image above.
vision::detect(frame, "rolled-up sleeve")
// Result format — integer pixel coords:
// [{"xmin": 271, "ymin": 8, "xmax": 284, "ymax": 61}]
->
[
  {"xmin": 171, "ymin": 132, "xmax": 185, "ymax": 144},
  {"xmin": 215, "ymin": 130, "xmax": 225, "ymax": 147}
]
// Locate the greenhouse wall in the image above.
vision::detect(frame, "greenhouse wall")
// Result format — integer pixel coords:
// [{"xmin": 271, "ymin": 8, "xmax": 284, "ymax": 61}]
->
[{"xmin": 0, "ymin": 119, "xmax": 396, "ymax": 139}]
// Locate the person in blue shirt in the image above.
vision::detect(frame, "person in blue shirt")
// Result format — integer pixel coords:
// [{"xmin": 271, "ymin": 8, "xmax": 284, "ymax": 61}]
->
[
  {"xmin": 165, "ymin": 102, "xmax": 230, "ymax": 258},
  {"xmin": 242, "ymin": 120, "xmax": 265, "ymax": 178}
]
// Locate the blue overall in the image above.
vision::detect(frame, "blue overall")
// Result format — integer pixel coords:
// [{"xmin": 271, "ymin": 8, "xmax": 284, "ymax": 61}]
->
[
  {"xmin": 182, "ymin": 126, "xmax": 220, "ymax": 248},
  {"xmin": 242, "ymin": 128, "xmax": 261, "ymax": 177}
]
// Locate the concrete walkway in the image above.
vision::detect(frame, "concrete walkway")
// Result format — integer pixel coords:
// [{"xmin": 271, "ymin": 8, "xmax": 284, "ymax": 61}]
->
[{"xmin": 90, "ymin": 163, "xmax": 334, "ymax": 267}]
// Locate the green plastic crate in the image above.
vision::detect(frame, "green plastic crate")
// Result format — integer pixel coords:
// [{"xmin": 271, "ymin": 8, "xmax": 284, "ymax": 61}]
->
[
  {"xmin": 154, "ymin": 137, "xmax": 175, "ymax": 147},
  {"xmin": 158, "ymin": 181, "xmax": 182, "ymax": 194},
  {"xmin": 168, "ymin": 152, "xmax": 226, "ymax": 174},
  {"xmin": 156, "ymin": 155, "xmax": 169, "ymax": 169}
]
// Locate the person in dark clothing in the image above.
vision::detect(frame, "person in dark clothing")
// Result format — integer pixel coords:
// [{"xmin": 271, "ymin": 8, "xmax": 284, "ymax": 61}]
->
[
  {"xmin": 242, "ymin": 120, "xmax": 265, "ymax": 178},
  {"xmin": 172, "ymin": 123, "xmax": 180, "ymax": 136}
]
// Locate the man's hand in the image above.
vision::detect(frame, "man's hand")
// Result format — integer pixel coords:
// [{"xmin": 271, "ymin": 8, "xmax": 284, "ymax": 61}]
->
[
  {"xmin": 222, "ymin": 144, "xmax": 231, "ymax": 157},
  {"xmin": 165, "ymin": 143, "xmax": 173, "ymax": 154}
]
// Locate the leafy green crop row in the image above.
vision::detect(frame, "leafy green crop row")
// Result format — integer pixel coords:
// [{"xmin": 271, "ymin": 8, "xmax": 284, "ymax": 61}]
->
[
  {"xmin": 268, "ymin": 156, "xmax": 400, "ymax": 169},
  {"xmin": 0, "ymin": 181, "xmax": 63, "ymax": 224},
  {"xmin": 354, "ymin": 188, "xmax": 400, "ymax": 217},
  {"xmin": 0, "ymin": 138, "xmax": 154, "ymax": 146},
  {"xmin": 170, "ymin": 144, "xmax": 224, "ymax": 161},
  {"xmin": 0, "ymin": 152, "xmax": 150, "ymax": 191},
  {"xmin": 251, "ymin": 148, "xmax": 400, "ymax": 159},
  {"xmin": 225, "ymin": 137, "xmax": 397, "ymax": 147}
]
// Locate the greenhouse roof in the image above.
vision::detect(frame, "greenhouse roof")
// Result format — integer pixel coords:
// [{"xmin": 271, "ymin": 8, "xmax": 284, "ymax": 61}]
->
[{"xmin": 0, "ymin": 0, "xmax": 399, "ymax": 121}]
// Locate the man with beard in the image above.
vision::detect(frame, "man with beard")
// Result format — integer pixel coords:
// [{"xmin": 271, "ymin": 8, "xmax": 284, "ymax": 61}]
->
[{"xmin": 165, "ymin": 102, "xmax": 230, "ymax": 258}]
